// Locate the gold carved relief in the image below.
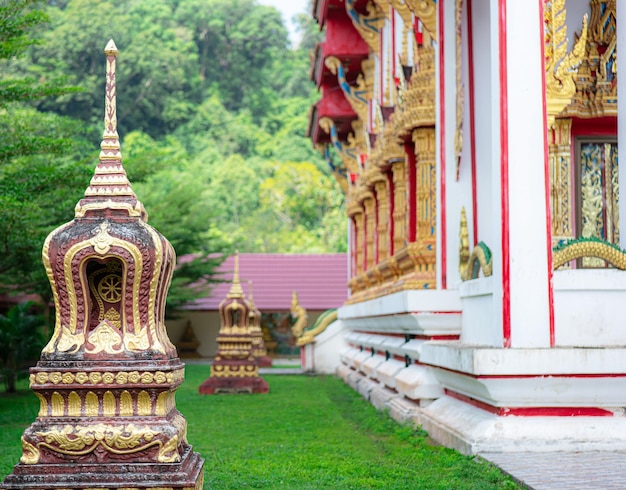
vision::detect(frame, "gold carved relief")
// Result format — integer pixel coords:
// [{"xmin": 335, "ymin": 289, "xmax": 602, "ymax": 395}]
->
[
  {"xmin": 562, "ymin": 0, "xmax": 615, "ymax": 119},
  {"xmin": 405, "ymin": 0, "xmax": 437, "ymax": 41},
  {"xmin": 545, "ymin": 0, "xmax": 588, "ymax": 127},
  {"xmin": 36, "ymin": 423, "xmax": 162, "ymax": 458},
  {"xmin": 390, "ymin": 0, "xmax": 413, "ymax": 26},
  {"xmin": 550, "ymin": 118, "xmax": 573, "ymax": 245}
]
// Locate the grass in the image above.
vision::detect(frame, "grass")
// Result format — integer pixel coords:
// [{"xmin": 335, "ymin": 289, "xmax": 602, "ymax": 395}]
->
[{"xmin": 0, "ymin": 365, "xmax": 520, "ymax": 489}]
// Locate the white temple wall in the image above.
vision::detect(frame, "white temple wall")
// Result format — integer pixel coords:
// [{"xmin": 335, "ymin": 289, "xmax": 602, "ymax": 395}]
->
[{"xmin": 554, "ymin": 270, "xmax": 626, "ymax": 346}]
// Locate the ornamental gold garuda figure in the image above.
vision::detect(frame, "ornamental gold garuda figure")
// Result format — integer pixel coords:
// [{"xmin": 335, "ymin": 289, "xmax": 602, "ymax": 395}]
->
[
  {"xmin": 0, "ymin": 40, "xmax": 204, "ymax": 490},
  {"xmin": 199, "ymin": 253, "xmax": 269, "ymax": 394}
]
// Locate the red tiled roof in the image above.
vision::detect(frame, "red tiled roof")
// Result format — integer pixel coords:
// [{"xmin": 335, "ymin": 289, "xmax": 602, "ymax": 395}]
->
[{"xmin": 188, "ymin": 253, "xmax": 348, "ymax": 311}]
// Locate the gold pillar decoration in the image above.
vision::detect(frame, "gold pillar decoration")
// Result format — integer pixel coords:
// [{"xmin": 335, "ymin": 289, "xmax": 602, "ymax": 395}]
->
[
  {"xmin": 454, "ymin": 0, "xmax": 464, "ymax": 180},
  {"xmin": 391, "ymin": 158, "xmax": 408, "ymax": 252},
  {"xmin": 345, "ymin": 0, "xmax": 387, "ymax": 55},
  {"xmin": 550, "ymin": 117, "xmax": 573, "ymax": 246},
  {"xmin": 374, "ymin": 177, "xmax": 390, "ymax": 261},
  {"xmin": 363, "ymin": 191, "xmax": 377, "ymax": 270},
  {"xmin": 405, "ymin": 0, "xmax": 437, "ymax": 41},
  {"xmin": 399, "ymin": 24, "xmax": 411, "ymax": 67},
  {"xmin": 355, "ymin": 210, "xmax": 366, "ymax": 275},
  {"xmin": 412, "ymin": 127, "xmax": 437, "ymax": 278},
  {"xmin": 545, "ymin": 0, "xmax": 588, "ymax": 127},
  {"xmin": 325, "ymin": 56, "xmax": 374, "ymax": 124}
]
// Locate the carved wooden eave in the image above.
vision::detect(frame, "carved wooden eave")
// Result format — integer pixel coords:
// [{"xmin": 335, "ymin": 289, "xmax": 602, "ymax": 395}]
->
[
  {"xmin": 545, "ymin": 0, "xmax": 589, "ymax": 127},
  {"xmin": 561, "ymin": 0, "xmax": 617, "ymax": 119},
  {"xmin": 319, "ymin": 117, "xmax": 364, "ymax": 174},
  {"xmin": 345, "ymin": 0, "xmax": 387, "ymax": 55},
  {"xmin": 390, "ymin": 0, "xmax": 413, "ymax": 26},
  {"xmin": 405, "ymin": 0, "xmax": 437, "ymax": 41},
  {"xmin": 325, "ymin": 56, "xmax": 375, "ymax": 125}
]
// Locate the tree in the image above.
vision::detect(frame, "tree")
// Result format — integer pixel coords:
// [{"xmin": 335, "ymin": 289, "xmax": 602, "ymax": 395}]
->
[
  {"xmin": 131, "ymin": 160, "xmax": 232, "ymax": 314},
  {"xmin": 0, "ymin": 302, "xmax": 45, "ymax": 392},
  {"xmin": 0, "ymin": 0, "xmax": 93, "ymax": 304},
  {"xmin": 174, "ymin": 0, "xmax": 289, "ymax": 117}
]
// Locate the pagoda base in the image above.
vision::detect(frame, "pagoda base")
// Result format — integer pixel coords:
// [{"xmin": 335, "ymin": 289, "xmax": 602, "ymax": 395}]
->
[
  {"xmin": 199, "ymin": 375, "xmax": 269, "ymax": 394},
  {"xmin": 1, "ymin": 446, "xmax": 204, "ymax": 490}
]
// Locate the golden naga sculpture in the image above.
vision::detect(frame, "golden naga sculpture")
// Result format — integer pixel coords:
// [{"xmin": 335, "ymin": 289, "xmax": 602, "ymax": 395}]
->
[
  {"xmin": 459, "ymin": 208, "xmax": 493, "ymax": 281},
  {"xmin": 290, "ymin": 291, "xmax": 308, "ymax": 338},
  {"xmin": 545, "ymin": 0, "xmax": 588, "ymax": 127},
  {"xmin": 296, "ymin": 309, "xmax": 339, "ymax": 346},
  {"xmin": 553, "ymin": 238, "xmax": 626, "ymax": 270},
  {"xmin": 405, "ymin": 0, "xmax": 437, "ymax": 41},
  {"xmin": 325, "ymin": 56, "xmax": 374, "ymax": 125},
  {"xmin": 345, "ymin": 0, "xmax": 387, "ymax": 55}
]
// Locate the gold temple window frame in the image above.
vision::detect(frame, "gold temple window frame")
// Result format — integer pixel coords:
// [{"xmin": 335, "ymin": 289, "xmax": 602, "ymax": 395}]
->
[{"xmin": 574, "ymin": 135, "xmax": 619, "ymax": 269}]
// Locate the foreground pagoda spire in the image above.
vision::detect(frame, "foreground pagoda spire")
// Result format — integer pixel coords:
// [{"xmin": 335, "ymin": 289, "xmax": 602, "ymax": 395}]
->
[
  {"xmin": 1, "ymin": 40, "xmax": 204, "ymax": 490},
  {"xmin": 199, "ymin": 253, "xmax": 269, "ymax": 394}
]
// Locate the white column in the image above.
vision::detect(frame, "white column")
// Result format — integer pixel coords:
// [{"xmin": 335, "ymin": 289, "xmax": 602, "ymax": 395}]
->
[{"xmin": 502, "ymin": 0, "xmax": 551, "ymax": 348}]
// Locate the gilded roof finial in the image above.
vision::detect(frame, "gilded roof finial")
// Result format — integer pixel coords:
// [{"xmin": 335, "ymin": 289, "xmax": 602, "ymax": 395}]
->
[
  {"xmin": 227, "ymin": 251, "xmax": 244, "ymax": 298},
  {"xmin": 80, "ymin": 39, "xmax": 138, "ymax": 205}
]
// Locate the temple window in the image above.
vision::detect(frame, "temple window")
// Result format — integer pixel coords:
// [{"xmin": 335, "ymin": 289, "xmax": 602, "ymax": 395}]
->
[{"xmin": 576, "ymin": 138, "xmax": 619, "ymax": 268}]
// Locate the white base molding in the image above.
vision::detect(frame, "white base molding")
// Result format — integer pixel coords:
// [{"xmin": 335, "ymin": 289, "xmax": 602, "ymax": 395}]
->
[{"xmin": 421, "ymin": 395, "xmax": 626, "ymax": 454}]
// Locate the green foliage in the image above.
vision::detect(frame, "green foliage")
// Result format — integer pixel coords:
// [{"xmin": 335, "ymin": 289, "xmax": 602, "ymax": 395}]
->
[
  {"xmin": 0, "ymin": 367, "xmax": 521, "ymax": 488},
  {"xmin": 1, "ymin": 0, "xmax": 346, "ymax": 315},
  {"xmin": 0, "ymin": 302, "xmax": 45, "ymax": 392}
]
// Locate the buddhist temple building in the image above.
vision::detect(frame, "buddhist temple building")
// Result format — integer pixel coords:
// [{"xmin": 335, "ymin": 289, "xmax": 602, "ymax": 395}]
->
[
  {"xmin": 309, "ymin": 0, "xmax": 626, "ymax": 453},
  {"xmin": 198, "ymin": 253, "xmax": 269, "ymax": 394},
  {"xmin": 1, "ymin": 41, "xmax": 203, "ymax": 489}
]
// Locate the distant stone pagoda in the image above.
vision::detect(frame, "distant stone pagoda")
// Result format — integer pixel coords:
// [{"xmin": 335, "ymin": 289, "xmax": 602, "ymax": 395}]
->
[
  {"xmin": 0, "ymin": 41, "xmax": 203, "ymax": 489},
  {"xmin": 247, "ymin": 281, "xmax": 272, "ymax": 368},
  {"xmin": 199, "ymin": 254, "xmax": 269, "ymax": 394}
]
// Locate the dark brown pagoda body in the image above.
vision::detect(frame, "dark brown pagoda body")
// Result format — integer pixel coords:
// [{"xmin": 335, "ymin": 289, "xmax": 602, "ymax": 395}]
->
[
  {"xmin": 199, "ymin": 256, "xmax": 269, "ymax": 394},
  {"xmin": 0, "ymin": 41, "xmax": 203, "ymax": 490}
]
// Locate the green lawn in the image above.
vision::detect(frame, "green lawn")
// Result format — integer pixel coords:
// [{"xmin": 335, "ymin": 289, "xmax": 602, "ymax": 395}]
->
[{"xmin": 0, "ymin": 365, "xmax": 520, "ymax": 489}]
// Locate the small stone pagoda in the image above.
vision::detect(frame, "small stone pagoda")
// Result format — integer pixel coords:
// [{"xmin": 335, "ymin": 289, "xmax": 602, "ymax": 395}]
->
[
  {"xmin": 199, "ymin": 254, "xmax": 269, "ymax": 394},
  {"xmin": 0, "ymin": 41, "xmax": 204, "ymax": 489},
  {"xmin": 247, "ymin": 281, "xmax": 272, "ymax": 368}
]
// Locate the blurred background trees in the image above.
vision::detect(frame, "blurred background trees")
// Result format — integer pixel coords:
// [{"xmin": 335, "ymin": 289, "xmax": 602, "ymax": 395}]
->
[{"xmin": 0, "ymin": 0, "xmax": 345, "ymax": 319}]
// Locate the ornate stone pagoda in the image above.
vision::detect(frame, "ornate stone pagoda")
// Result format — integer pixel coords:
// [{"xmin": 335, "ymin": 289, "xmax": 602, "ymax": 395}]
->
[
  {"xmin": 247, "ymin": 281, "xmax": 272, "ymax": 368},
  {"xmin": 199, "ymin": 254, "xmax": 269, "ymax": 394},
  {"xmin": 0, "ymin": 40, "xmax": 204, "ymax": 490}
]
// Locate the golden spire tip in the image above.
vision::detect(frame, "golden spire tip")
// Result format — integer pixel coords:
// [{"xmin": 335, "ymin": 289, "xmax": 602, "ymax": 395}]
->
[{"xmin": 104, "ymin": 39, "xmax": 118, "ymax": 56}]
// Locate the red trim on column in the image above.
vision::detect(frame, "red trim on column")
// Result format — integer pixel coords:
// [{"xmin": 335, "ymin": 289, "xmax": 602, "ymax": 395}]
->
[
  {"xmin": 498, "ymin": 0, "xmax": 511, "ymax": 347},
  {"xmin": 445, "ymin": 390, "xmax": 613, "ymax": 416},
  {"xmin": 438, "ymin": 0, "xmax": 448, "ymax": 289},
  {"xmin": 467, "ymin": 0, "xmax": 478, "ymax": 246},
  {"xmin": 374, "ymin": 192, "xmax": 380, "ymax": 263},
  {"xmin": 538, "ymin": 0, "xmax": 556, "ymax": 346}
]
